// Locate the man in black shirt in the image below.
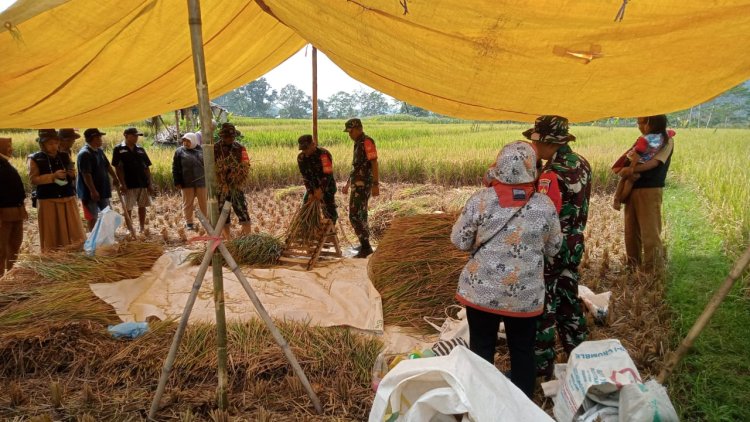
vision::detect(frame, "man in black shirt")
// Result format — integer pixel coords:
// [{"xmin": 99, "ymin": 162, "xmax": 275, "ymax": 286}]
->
[
  {"xmin": 0, "ymin": 137, "xmax": 27, "ymax": 273},
  {"xmin": 78, "ymin": 128, "xmax": 120, "ymax": 231},
  {"xmin": 112, "ymin": 127, "xmax": 154, "ymax": 232}
]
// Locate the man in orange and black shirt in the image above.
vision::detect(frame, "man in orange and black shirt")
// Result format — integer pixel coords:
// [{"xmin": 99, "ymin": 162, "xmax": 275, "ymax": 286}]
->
[
  {"xmin": 297, "ymin": 134, "xmax": 337, "ymax": 223},
  {"xmin": 341, "ymin": 118, "xmax": 379, "ymax": 258}
]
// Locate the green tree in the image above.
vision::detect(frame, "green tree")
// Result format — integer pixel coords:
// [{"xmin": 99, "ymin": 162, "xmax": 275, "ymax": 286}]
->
[
  {"xmin": 326, "ymin": 91, "xmax": 357, "ymax": 119},
  {"xmin": 215, "ymin": 77, "xmax": 277, "ymax": 117},
  {"xmin": 399, "ymin": 101, "xmax": 432, "ymax": 117},
  {"xmin": 277, "ymin": 84, "xmax": 312, "ymax": 118},
  {"xmin": 356, "ymin": 89, "xmax": 393, "ymax": 116},
  {"xmin": 317, "ymin": 99, "xmax": 331, "ymax": 119}
]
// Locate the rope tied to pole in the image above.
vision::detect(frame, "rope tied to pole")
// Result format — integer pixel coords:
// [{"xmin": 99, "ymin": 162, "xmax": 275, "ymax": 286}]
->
[
  {"xmin": 189, "ymin": 235, "xmax": 224, "ymax": 252},
  {"xmin": 614, "ymin": 0, "xmax": 629, "ymax": 22}
]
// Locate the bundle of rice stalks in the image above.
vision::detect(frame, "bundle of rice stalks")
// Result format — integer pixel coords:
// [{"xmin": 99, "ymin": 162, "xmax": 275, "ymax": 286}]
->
[
  {"xmin": 8, "ymin": 241, "xmax": 163, "ymax": 285},
  {"xmin": 368, "ymin": 213, "xmax": 468, "ymax": 332},
  {"xmin": 285, "ymin": 199, "xmax": 325, "ymax": 246},
  {"xmin": 215, "ymin": 153, "xmax": 250, "ymax": 194},
  {"xmin": 189, "ymin": 233, "xmax": 284, "ymax": 267}
]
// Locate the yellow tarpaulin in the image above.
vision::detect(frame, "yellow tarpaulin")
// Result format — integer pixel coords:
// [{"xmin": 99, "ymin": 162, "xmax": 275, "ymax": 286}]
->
[{"xmin": 2, "ymin": 0, "xmax": 750, "ymax": 127}]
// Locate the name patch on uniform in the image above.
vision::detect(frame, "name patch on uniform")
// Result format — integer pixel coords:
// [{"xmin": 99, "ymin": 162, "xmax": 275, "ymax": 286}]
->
[{"xmin": 512, "ymin": 188, "xmax": 527, "ymax": 200}]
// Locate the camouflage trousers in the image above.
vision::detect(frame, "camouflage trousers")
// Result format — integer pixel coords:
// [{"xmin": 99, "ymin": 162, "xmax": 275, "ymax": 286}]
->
[
  {"xmin": 534, "ymin": 266, "xmax": 588, "ymax": 377},
  {"xmin": 348, "ymin": 184, "xmax": 371, "ymax": 243},
  {"xmin": 218, "ymin": 190, "xmax": 250, "ymax": 225}
]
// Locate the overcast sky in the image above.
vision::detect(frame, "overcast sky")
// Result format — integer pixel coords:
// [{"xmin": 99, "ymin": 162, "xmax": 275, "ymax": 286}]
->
[{"xmin": 262, "ymin": 47, "xmax": 376, "ymax": 99}]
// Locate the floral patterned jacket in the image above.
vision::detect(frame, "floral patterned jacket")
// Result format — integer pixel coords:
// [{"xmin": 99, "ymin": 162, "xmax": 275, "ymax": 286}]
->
[{"xmin": 451, "ymin": 142, "xmax": 562, "ymax": 317}]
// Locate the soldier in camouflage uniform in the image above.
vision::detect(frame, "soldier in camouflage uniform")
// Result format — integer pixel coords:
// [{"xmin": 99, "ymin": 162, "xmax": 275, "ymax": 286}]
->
[
  {"xmin": 297, "ymin": 134, "xmax": 337, "ymax": 223},
  {"xmin": 341, "ymin": 118, "xmax": 380, "ymax": 258},
  {"xmin": 524, "ymin": 115, "xmax": 592, "ymax": 379},
  {"xmin": 214, "ymin": 123, "xmax": 251, "ymax": 238}
]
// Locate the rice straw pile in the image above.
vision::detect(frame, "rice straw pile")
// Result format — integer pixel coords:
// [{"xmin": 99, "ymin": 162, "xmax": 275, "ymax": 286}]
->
[
  {"xmin": 0, "ymin": 242, "xmax": 163, "ymax": 342},
  {"xmin": 189, "ymin": 233, "xmax": 284, "ymax": 267},
  {"xmin": 0, "ymin": 319, "xmax": 383, "ymax": 421},
  {"xmin": 368, "ymin": 213, "xmax": 468, "ymax": 332}
]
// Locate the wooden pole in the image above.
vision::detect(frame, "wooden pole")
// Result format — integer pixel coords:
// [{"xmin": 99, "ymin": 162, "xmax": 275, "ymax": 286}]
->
[
  {"xmin": 174, "ymin": 109, "xmax": 181, "ymax": 140},
  {"xmin": 148, "ymin": 202, "xmax": 232, "ymax": 420},
  {"xmin": 195, "ymin": 211, "xmax": 323, "ymax": 413},
  {"xmin": 657, "ymin": 244, "xmax": 750, "ymax": 384},
  {"xmin": 312, "ymin": 46, "xmax": 318, "ymax": 143},
  {"xmin": 186, "ymin": 0, "xmax": 229, "ymax": 410}
]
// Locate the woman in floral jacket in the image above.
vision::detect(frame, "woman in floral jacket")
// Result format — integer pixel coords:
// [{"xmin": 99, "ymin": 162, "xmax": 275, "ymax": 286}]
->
[{"xmin": 451, "ymin": 141, "xmax": 562, "ymax": 398}]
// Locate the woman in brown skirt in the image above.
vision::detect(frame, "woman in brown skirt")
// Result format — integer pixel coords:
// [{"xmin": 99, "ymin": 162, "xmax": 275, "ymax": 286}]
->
[{"xmin": 29, "ymin": 129, "xmax": 85, "ymax": 251}]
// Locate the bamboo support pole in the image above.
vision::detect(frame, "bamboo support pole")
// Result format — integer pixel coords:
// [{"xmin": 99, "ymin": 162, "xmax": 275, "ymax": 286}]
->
[
  {"xmin": 174, "ymin": 109, "xmax": 181, "ymax": 140},
  {"xmin": 657, "ymin": 244, "xmax": 750, "ymax": 384},
  {"xmin": 148, "ymin": 202, "xmax": 232, "ymax": 420},
  {"xmin": 312, "ymin": 46, "xmax": 318, "ymax": 143},
  {"xmin": 186, "ymin": 0, "xmax": 229, "ymax": 409},
  {"xmin": 195, "ymin": 210, "xmax": 323, "ymax": 414}
]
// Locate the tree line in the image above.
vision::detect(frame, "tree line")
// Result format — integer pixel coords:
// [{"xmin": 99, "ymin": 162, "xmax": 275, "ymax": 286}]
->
[{"xmin": 216, "ymin": 78, "xmax": 750, "ymax": 126}]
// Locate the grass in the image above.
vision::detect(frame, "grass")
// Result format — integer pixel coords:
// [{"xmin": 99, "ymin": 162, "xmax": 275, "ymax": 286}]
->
[{"xmin": 662, "ymin": 184, "xmax": 750, "ymax": 422}]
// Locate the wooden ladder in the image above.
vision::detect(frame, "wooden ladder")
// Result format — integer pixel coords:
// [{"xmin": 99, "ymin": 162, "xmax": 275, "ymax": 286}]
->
[{"xmin": 279, "ymin": 220, "xmax": 342, "ymax": 270}]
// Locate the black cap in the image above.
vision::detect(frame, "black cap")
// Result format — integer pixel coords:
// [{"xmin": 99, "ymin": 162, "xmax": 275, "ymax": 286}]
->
[
  {"xmin": 37, "ymin": 129, "xmax": 59, "ymax": 144},
  {"xmin": 298, "ymin": 134, "xmax": 313, "ymax": 150},
  {"xmin": 84, "ymin": 128, "xmax": 106, "ymax": 141},
  {"xmin": 59, "ymin": 128, "xmax": 81, "ymax": 140},
  {"xmin": 343, "ymin": 118, "xmax": 362, "ymax": 132},
  {"xmin": 123, "ymin": 127, "xmax": 144, "ymax": 136}
]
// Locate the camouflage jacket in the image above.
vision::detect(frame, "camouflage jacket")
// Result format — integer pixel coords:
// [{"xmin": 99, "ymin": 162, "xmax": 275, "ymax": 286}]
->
[
  {"xmin": 538, "ymin": 144, "xmax": 591, "ymax": 270},
  {"xmin": 297, "ymin": 147, "xmax": 335, "ymax": 193},
  {"xmin": 350, "ymin": 134, "xmax": 377, "ymax": 184}
]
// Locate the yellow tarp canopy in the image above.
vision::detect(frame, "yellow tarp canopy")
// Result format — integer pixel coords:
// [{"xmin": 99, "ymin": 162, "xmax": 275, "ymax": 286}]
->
[{"xmin": 2, "ymin": 0, "xmax": 750, "ymax": 127}]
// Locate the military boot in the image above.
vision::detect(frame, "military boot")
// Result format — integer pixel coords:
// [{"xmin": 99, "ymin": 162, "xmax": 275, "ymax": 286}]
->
[{"xmin": 354, "ymin": 240, "xmax": 373, "ymax": 258}]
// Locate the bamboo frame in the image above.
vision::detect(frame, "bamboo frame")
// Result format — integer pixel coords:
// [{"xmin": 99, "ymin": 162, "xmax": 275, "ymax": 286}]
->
[
  {"xmin": 657, "ymin": 244, "xmax": 750, "ymax": 384},
  {"xmin": 312, "ymin": 46, "xmax": 318, "ymax": 143}
]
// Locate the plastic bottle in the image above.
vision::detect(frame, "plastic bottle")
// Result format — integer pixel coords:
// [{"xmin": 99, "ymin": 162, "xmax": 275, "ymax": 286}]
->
[{"xmin": 371, "ymin": 351, "xmax": 388, "ymax": 392}]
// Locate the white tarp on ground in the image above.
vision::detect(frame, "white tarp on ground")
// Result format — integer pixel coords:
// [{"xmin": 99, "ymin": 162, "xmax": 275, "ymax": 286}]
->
[{"xmin": 89, "ymin": 249, "xmax": 384, "ymax": 332}]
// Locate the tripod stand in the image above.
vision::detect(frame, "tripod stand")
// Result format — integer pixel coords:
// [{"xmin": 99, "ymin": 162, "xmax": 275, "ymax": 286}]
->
[{"xmin": 148, "ymin": 201, "xmax": 321, "ymax": 419}]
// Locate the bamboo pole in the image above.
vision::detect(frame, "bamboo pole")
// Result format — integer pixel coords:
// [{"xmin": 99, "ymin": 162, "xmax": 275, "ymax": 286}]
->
[
  {"xmin": 657, "ymin": 244, "xmax": 750, "ymax": 384},
  {"xmin": 186, "ymin": 0, "xmax": 229, "ymax": 410},
  {"xmin": 174, "ymin": 109, "xmax": 181, "ymax": 141},
  {"xmin": 148, "ymin": 202, "xmax": 232, "ymax": 420},
  {"xmin": 195, "ymin": 211, "xmax": 323, "ymax": 413},
  {"xmin": 312, "ymin": 46, "xmax": 318, "ymax": 143}
]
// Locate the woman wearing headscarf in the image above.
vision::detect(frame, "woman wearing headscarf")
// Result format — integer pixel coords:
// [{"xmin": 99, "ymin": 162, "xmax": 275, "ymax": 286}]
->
[
  {"xmin": 172, "ymin": 132, "xmax": 207, "ymax": 230},
  {"xmin": 451, "ymin": 141, "xmax": 562, "ymax": 398},
  {"xmin": 29, "ymin": 129, "xmax": 86, "ymax": 251}
]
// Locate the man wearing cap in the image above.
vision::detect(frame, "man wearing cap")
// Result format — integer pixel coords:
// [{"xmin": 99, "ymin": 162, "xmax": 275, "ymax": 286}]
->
[
  {"xmin": 0, "ymin": 137, "xmax": 27, "ymax": 273},
  {"xmin": 77, "ymin": 128, "xmax": 120, "ymax": 231},
  {"xmin": 29, "ymin": 129, "xmax": 85, "ymax": 251},
  {"xmin": 524, "ymin": 115, "xmax": 591, "ymax": 379},
  {"xmin": 297, "ymin": 134, "xmax": 337, "ymax": 223},
  {"xmin": 214, "ymin": 123, "xmax": 251, "ymax": 238},
  {"xmin": 112, "ymin": 127, "xmax": 154, "ymax": 233},
  {"xmin": 341, "ymin": 118, "xmax": 379, "ymax": 258}
]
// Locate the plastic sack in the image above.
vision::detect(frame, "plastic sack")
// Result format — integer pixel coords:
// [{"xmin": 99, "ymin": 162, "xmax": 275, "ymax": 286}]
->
[
  {"xmin": 107, "ymin": 321, "xmax": 149, "ymax": 339},
  {"xmin": 369, "ymin": 346, "xmax": 554, "ymax": 422},
  {"xmin": 84, "ymin": 206, "xmax": 122, "ymax": 255},
  {"xmin": 578, "ymin": 285, "xmax": 612, "ymax": 325},
  {"xmin": 554, "ymin": 339, "xmax": 641, "ymax": 422},
  {"xmin": 618, "ymin": 380, "xmax": 678, "ymax": 422},
  {"xmin": 424, "ymin": 305, "xmax": 470, "ymax": 342}
]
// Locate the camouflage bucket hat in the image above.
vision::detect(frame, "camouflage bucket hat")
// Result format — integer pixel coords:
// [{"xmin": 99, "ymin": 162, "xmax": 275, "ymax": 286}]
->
[
  {"xmin": 522, "ymin": 115, "xmax": 576, "ymax": 144},
  {"xmin": 297, "ymin": 134, "xmax": 313, "ymax": 150}
]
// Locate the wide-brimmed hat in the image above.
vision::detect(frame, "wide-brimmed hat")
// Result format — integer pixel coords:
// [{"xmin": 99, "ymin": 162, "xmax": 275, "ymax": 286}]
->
[
  {"xmin": 343, "ymin": 118, "xmax": 362, "ymax": 132},
  {"xmin": 84, "ymin": 128, "xmax": 106, "ymax": 141},
  {"xmin": 219, "ymin": 122, "xmax": 240, "ymax": 137},
  {"xmin": 37, "ymin": 129, "xmax": 60, "ymax": 144},
  {"xmin": 297, "ymin": 134, "xmax": 314, "ymax": 150},
  {"xmin": 59, "ymin": 128, "xmax": 81, "ymax": 140},
  {"xmin": 522, "ymin": 115, "xmax": 576, "ymax": 144},
  {"xmin": 123, "ymin": 127, "xmax": 144, "ymax": 136}
]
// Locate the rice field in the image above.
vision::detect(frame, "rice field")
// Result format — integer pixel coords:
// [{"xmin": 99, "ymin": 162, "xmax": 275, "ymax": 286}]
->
[{"xmin": 4, "ymin": 119, "xmax": 748, "ymax": 249}]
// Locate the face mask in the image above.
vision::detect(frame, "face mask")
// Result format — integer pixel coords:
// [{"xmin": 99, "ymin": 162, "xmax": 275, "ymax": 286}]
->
[{"xmin": 54, "ymin": 178, "xmax": 69, "ymax": 186}]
